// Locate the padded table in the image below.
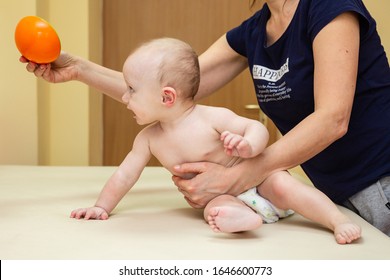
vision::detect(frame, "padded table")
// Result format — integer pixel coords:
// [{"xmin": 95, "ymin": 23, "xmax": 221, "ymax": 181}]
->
[{"xmin": 1, "ymin": 165, "xmax": 389, "ymax": 260}]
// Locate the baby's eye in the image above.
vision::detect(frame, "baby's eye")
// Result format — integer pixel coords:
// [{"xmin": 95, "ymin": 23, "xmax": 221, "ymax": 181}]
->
[{"xmin": 128, "ymin": 86, "xmax": 135, "ymax": 93}]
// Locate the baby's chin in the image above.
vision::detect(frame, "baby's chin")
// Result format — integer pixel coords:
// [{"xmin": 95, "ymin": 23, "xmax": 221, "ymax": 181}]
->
[{"xmin": 133, "ymin": 115, "xmax": 144, "ymax": 125}]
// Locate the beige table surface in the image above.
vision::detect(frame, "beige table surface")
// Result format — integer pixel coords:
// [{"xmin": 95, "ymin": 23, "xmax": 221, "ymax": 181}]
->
[{"xmin": 1, "ymin": 165, "xmax": 389, "ymax": 260}]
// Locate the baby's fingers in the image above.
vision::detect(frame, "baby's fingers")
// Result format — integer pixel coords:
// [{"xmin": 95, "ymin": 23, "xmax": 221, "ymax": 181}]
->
[
  {"xmin": 70, "ymin": 208, "xmax": 87, "ymax": 219},
  {"xmin": 84, "ymin": 209, "xmax": 96, "ymax": 220},
  {"xmin": 224, "ymin": 134, "xmax": 242, "ymax": 150},
  {"xmin": 221, "ymin": 132, "xmax": 234, "ymax": 146},
  {"xmin": 220, "ymin": 131, "xmax": 231, "ymax": 141},
  {"xmin": 84, "ymin": 208, "xmax": 108, "ymax": 220}
]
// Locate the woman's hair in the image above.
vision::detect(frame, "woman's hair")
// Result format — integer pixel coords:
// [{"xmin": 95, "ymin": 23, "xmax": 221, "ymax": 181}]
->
[
  {"xmin": 250, "ymin": 0, "xmax": 267, "ymax": 9},
  {"xmin": 250, "ymin": 0, "xmax": 257, "ymax": 8},
  {"xmin": 139, "ymin": 38, "xmax": 200, "ymax": 100}
]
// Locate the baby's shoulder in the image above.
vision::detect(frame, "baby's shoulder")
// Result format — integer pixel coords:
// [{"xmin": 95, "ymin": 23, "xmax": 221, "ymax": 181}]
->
[{"xmin": 194, "ymin": 104, "xmax": 235, "ymax": 117}]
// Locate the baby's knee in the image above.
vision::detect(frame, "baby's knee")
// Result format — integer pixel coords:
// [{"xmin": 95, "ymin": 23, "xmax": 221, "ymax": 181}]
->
[{"xmin": 261, "ymin": 172, "xmax": 291, "ymax": 201}]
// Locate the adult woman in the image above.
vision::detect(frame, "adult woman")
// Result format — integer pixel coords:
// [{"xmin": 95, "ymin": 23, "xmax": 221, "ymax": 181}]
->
[{"xmin": 23, "ymin": 0, "xmax": 390, "ymax": 235}]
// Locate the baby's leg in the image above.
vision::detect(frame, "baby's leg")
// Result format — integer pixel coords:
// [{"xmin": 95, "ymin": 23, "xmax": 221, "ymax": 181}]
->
[
  {"xmin": 204, "ymin": 194, "xmax": 263, "ymax": 233},
  {"xmin": 259, "ymin": 171, "xmax": 361, "ymax": 244}
]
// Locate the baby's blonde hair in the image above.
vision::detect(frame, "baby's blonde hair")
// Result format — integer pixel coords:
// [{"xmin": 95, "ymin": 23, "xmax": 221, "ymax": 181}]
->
[{"xmin": 137, "ymin": 38, "xmax": 200, "ymax": 100}]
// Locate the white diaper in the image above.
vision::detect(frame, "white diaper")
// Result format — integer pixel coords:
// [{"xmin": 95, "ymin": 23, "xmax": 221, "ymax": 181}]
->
[{"xmin": 237, "ymin": 187, "xmax": 294, "ymax": 223}]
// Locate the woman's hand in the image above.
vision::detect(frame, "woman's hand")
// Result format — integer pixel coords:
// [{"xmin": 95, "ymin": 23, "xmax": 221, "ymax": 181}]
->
[
  {"xmin": 20, "ymin": 51, "xmax": 79, "ymax": 83},
  {"xmin": 172, "ymin": 162, "xmax": 235, "ymax": 209}
]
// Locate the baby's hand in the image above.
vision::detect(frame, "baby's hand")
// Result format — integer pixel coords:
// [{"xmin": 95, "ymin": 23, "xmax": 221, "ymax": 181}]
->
[
  {"xmin": 70, "ymin": 206, "xmax": 109, "ymax": 220},
  {"xmin": 220, "ymin": 131, "xmax": 253, "ymax": 158}
]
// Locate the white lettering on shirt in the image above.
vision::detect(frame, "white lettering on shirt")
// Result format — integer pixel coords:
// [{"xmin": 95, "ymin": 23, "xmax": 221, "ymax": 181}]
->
[
  {"xmin": 253, "ymin": 58, "xmax": 292, "ymax": 103},
  {"xmin": 253, "ymin": 58, "xmax": 289, "ymax": 82}
]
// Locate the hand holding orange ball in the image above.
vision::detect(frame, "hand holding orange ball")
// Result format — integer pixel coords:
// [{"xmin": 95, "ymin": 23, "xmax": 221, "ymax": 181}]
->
[{"xmin": 15, "ymin": 16, "xmax": 61, "ymax": 64}]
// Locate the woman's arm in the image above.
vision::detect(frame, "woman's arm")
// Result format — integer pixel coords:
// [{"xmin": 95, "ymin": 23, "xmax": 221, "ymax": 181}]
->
[
  {"xmin": 22, "ymin": 34, "xmax": 246, "ymax": 103},
  {"xmin": 195, "ymin": 34, "xmax": 248, "ymax": 100},
  {"xmin": 21, "ymin": 51, "xmax": 127, "ymax": 102},
  {"xmin": 174, "ymin": 12, "xmax": 360, "ymax": 208}
]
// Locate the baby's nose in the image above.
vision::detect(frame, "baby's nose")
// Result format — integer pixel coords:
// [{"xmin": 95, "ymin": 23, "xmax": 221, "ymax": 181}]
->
[{"xmin": 121, "ymin": 92, "xmax": 129, "ymax": 104}]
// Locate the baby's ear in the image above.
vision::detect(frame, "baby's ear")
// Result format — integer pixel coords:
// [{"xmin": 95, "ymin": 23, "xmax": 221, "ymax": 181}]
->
[{"xmin": 161, "ymin": 87, "xmax": 176, "ymax": 106}]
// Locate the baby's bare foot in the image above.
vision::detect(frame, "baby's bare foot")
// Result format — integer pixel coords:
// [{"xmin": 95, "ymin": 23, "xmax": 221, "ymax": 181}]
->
[
  {"xmin": 334, "ymin": 222, "xmax": 361, "ymax": 244},
  {"xmin": 207, "ymin": 205, "xmax": 262, "ymax": 233}
]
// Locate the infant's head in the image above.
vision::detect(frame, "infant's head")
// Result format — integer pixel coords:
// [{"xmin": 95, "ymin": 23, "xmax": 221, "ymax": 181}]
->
[{"xmin": 124, "ymin": 38, "xmax": 200, "ymax": 100}]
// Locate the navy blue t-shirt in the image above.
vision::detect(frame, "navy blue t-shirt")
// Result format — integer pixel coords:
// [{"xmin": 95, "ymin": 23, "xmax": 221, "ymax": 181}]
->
[{"xmin": 227, "ymin": 0, "xmax": 390, "ymax": 203}]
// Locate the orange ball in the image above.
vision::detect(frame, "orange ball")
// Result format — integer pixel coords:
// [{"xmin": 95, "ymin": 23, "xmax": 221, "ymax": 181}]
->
[{"xmin": 15, "ymin": 16, "xmax": 61, "ymax": 64}]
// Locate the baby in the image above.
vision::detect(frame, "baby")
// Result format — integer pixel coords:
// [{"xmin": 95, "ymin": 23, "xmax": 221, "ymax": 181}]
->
[{"xmin": 71, "ymin": 38, "xmax": 361, "ymax": 244}]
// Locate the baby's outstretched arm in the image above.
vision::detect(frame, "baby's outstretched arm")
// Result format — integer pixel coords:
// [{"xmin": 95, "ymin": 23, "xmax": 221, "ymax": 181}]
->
[
  {"xmin": 221, "ymin": 131, "xmax": 253, "ymax": 158},
  {"xmin": 70, "ymin": 129, "xmax": 152, "ymax": 220},
  {"xmin": 70, "ymin": 206, "xmax": 109, "ymax": 220}
]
